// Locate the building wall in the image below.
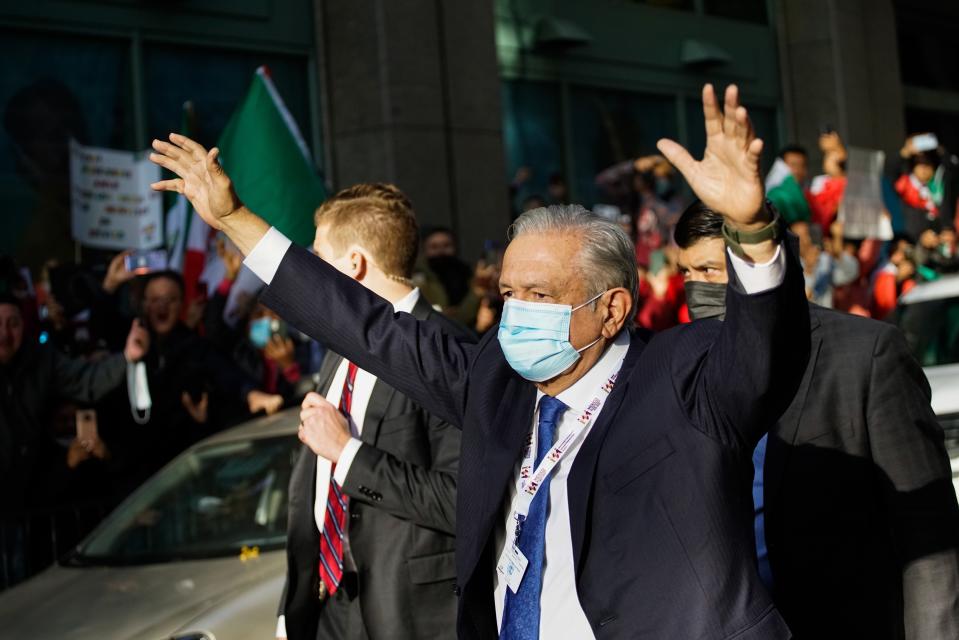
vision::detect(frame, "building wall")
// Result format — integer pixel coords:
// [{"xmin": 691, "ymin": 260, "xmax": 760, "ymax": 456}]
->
[
  {"xmin": 314, "ymin": 0, "xmax": 509, "ymax": 259},
  {"xmin": 495, "ymin": 0, "xmax": 784, "ymax": 209},
  {"xmin": 776, "ymin": 0, "xmax": 906, "ymax": 164},
  {"xmin": 0, "ymin": 0, "xmax": 318, "ymax": 268}
]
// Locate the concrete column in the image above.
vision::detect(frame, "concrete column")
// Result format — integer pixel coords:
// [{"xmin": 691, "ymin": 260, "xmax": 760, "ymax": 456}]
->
[
  {"xmin": 776, "ymin": 0, "xmax": 905, "ymax": 161},
  {"xmin": 313, "ymin": 0, "xmax": 509, "ymax": 258}
]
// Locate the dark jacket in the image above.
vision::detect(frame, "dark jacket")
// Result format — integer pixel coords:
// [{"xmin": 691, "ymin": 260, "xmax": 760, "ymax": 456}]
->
[
  {"xmin": 0, "ymin": 344, "xmax": 126, "ymax": 513},
  {"xmin": 279, "ymin": 295, "xmax": 470, "ymax": 640},
  {"xmin": 105, "ymin": 324, "xmax": 252, "ymax": 479},
  {"xmin": 762, "ymin": 305, "xmax": 959, "ymax": 639},
  {"xmin": 261, "ymin": 233, "xmax": 810, "ymax": 640}
]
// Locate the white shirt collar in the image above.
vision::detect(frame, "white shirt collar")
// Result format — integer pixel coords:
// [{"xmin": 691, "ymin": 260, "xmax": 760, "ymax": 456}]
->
[
  {"xmin": 537, "ymin": 331, "xmax": 631, "ymax": 413},
  {"xmin": 392, "ymin": 287, "xmax": 421, "ymax": 314}
]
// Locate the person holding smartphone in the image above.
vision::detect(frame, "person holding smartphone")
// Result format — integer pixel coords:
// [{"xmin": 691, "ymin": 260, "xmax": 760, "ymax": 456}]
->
[{"xmin": 0, "ymin": 292, "xmax": 148, "ymax": 586}]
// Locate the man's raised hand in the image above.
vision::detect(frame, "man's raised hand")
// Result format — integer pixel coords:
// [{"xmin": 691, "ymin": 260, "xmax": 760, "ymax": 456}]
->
[
  {"xmin": 149, "ymin": 133, "xmax": 241, "ymax": 231},
  {"xmin": 150, "ymin": 133, "xmax": 270, "ymax": 255},
  {"xmin": 656, "ymin": 84, "xmax": 767, "ymax": 231}
]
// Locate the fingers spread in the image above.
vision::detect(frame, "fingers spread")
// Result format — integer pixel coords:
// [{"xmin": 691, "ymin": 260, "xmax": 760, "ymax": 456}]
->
[
  {"xmin": 723, "ymin": 84, "xmax": 739, "ymax": 138},
  {"xmin": 734, "ymin": 105, "xmax": 750, "ymax": 146},
  {"xmin": 150, "ymin": 178, "xmax": 184, "ymax": 193},
  {"xmin": 170, "ymin": 133, "xmax": 207, "ymax": 160},
  {"xmin": 657, "ymin": 138, "xmax": 697, "ymax": 180},
  {"xmin": 149, "ymin": 152, "xmax": 187, "ymax": 178},
  {"xmin": 702, "ymin": 84, "xmax": 722, "ymax": 137},
  {"xmin": 152, "ymin": 138, "xmax": 186, "ymax": 162},
  {"xmin": 747, "ymin": 138, "xmax": 764, "ymax": 168},
  {"xmin": 208, "ymin": 148, "xmax": 223, "ymax": 176}
]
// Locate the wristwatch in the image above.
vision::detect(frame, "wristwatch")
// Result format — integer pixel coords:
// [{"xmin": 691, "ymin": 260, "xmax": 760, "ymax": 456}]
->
[{"xmin": 722, "ymin": 202, "xmax": 783, "ymax": 258}]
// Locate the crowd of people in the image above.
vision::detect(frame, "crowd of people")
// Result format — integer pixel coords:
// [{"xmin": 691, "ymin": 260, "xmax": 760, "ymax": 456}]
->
[
  {"xmin": 145, "ymin": 82, "xmax": 957, "ymax": 640},
  {"xmin": 1, "ymin": 83, "xmax": 958, "ymax": 640},
  {"xmin": 507, "ymin": 131, "xmax": 959, "ymax": 333}
]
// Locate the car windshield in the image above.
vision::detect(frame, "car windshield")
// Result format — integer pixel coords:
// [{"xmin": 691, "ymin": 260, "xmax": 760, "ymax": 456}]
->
[
  {"xmin": 893, "ymin": 295, "xmax": 959, "ymax": 367},
  {"xmin": 72, "ymin": 434, "xmax": 298, "ymax": 565}
]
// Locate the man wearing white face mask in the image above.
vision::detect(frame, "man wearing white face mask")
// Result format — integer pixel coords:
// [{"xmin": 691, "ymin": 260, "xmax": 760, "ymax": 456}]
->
[{"xmin": 150, "ymin": 84, "xmax": 810, "ymax": 639}]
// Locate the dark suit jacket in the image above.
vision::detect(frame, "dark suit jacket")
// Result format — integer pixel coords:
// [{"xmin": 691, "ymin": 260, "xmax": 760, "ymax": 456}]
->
[
  {"xmin": 262, "ymin": 238, "xmax": 810, "ymax": 640},
  {"xmin": 279, "ymin": 296, "xmax": 469, "ymax": 640},
  {"xmin": 761, "ymin": 305, "xmax": 959, "ymax": 639}
]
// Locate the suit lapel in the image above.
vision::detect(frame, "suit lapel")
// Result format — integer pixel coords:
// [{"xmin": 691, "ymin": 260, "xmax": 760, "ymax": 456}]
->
[
  {"xmin": 764, "ymin": 312, "xmax": 822, "ymax": 506},
  {"xmin": 291, "ymin": 444, "xmax": 320, "ymax": 544},
  {"xmin": 315, "ymin": 351, "xmax": 343, "ymax": 395},
  {"xmin": 362, "ymin": 381, "xmax": 397, "ymax": 446},
  {"xmin": 568, "ymin": 334, "xmax": 646, "ymax": 575},
  {"xmin": 463, "ymin": 377, "xmax": 536, "ymax": 586}
]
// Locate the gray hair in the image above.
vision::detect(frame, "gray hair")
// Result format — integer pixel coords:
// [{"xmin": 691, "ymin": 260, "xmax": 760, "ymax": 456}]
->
[{"xmin": 508, "ymin": 204, "xmax": 638, "ymax": 321}]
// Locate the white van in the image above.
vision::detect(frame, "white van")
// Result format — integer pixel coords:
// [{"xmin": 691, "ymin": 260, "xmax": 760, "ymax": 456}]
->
[{"xmin": 893, "ymin": 274, "xmax": 959, "ymax": 496}]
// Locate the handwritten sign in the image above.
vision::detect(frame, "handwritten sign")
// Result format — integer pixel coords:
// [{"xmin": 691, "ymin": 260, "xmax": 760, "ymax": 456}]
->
[
  {"xmin": 838, "ymin": 147, "xmax": 893, "ymax": 240},
  {"xmin": 70, "ymin": 139, "xmax": 163, "ymax": 250}
]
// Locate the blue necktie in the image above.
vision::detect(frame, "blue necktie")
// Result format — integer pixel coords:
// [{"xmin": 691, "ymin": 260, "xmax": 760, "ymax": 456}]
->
[
  {"xmin": 500, "ymin": 395, "xmax": 568, "ymax": 640},
  {"xmin": 752, "ymin": 433, "xmax": 774, "ymax": 589}
]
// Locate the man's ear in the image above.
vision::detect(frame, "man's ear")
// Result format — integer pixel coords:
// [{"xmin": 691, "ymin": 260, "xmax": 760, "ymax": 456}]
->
[
  {"xmin": 347, "ymin": 247, "xmax": 368, "ymax": 282},
  {"xmin": 602, "ymin": 287, "xmax": 632, "ymax": 337}
]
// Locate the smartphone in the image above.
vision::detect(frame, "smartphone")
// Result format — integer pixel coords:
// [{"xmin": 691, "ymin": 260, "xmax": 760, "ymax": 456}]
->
[
  {"xmin": 76, "ymin": 409, "xmax": 98, "ymax": 444},
  {"xmin": 912, "ymin": 133, "xmax": 939, "ymax": 153},
  {"xmin": 269, "ymin": 317, "xmax": 288, "ymax": 340},
  {"xmin": 125, "ymin": 249, "xmax": 168, "ymax": 275}
]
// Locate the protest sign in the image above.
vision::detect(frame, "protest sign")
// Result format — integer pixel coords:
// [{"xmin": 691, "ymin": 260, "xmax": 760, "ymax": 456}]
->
[
  {"xmin": 838, "ymin": 146, "xmax": 893, "ymax": 240},
  {"xmin": 70, "ymin": 139, "xmax": 163, "ymax": 250}
]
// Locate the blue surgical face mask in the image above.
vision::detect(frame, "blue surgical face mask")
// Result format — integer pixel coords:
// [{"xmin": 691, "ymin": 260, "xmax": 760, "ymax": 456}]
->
[
  {"xmin": 249, "ymin": 317, "xmax": 272, "ymax": 349},
  {"xmin": 497, "ymin": 292, "xmax": 605, "ymax": 382}
]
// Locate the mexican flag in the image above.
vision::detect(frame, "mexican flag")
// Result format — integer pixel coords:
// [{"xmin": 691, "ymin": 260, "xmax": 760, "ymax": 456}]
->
[
  {"xmin": 164, "ymin": 100, "xmax": 214, "ymax": 307},
  {"xmin": 218, "ymin": 66, "xmax": 325, "ymax": 247},
  {"xmin": 165, "ymin": 66, "xmax": 325, "ymax": 319},
  {"xmin": 764, "ymin": 158, "xmax": 810, "ymax": 225}
]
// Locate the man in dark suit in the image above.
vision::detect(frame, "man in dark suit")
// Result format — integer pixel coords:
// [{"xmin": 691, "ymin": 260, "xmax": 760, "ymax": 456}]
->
[
  {"xmin": 151, "ymin": 84, "xmax": 809, "ymax": 639},
  {"xmin": 276, "ymin": 184, "xmax": 470, "ymax": 639},
  {"xmin": 676, "ymin": 200, "xmax": 959, "ymax": 640}
]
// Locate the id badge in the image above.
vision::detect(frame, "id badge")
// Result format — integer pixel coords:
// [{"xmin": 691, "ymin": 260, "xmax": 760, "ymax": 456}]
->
[{"xmin": 496, "ymin": 543, "xmax": 529, "ymax": 594}]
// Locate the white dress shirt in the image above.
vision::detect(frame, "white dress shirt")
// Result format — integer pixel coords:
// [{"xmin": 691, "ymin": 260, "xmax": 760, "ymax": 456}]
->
[
  {"xmin": 493, "ymin": 331, "xmax": 631, "ymax": 638},
  {"xmin": 246, "ymin": 227, "xmax": 786, "ymax": 639}
]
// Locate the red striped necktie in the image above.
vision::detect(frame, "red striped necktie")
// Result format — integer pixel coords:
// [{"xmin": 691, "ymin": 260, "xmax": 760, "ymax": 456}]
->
[{"xmin": 318, "ymin": 361, "xmax": 358, "ymax": 596}]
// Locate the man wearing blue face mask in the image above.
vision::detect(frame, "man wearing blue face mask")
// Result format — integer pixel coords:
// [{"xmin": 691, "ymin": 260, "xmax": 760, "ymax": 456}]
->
[
  {"xmin": 235, "ymin": 304, "xmax": 313, "ymax": 417},
  {"xmin": 676, "ymin": 201, "xmax": 959, "ymax": 640},
  {"xmin": 151, "ymin": 84, "xmax": 809, "ymax": 639}
]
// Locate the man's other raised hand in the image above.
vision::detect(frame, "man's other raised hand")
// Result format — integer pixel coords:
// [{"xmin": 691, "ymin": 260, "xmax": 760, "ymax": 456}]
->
[{"xmin": 657, "ymin": 84, "xmax": 768, "ymax": 232}]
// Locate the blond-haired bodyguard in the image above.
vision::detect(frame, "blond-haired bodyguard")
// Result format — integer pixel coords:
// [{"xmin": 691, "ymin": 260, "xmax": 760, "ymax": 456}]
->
[{"xmin": 277, "ymin": 183, "xmax": 473, "ymax": 639}]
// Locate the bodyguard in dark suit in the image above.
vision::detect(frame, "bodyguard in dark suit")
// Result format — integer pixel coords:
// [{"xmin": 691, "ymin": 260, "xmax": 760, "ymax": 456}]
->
[
  {"xmin": 152, "ymin": 85, "xmax": 809, "ymax": 639},
  {"xmin": 676, "ymin": 201, "xmax": 959, "ymax": 640},
  {"xmin": 276, "ymin": 184, "xmax": 469, "ymax": 640}
]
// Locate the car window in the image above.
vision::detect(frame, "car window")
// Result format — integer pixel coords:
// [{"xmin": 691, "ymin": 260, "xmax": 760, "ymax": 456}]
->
[
  {"xmin": 74, "ymin": 435, "xmax": 299, "ymax": 565},
  {"xmin": 893, "ymin": 295, "xmax": 959, "ymax": 367}
]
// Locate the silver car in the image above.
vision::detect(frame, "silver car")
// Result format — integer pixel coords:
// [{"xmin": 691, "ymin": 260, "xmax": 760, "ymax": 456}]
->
[
  {"xmin": 0, "ymin": 409, "xmax": 301, "ymax": 639},
  {"xmin": 893, "ymin": 273, "xmax": 959, "ymax": 496}
]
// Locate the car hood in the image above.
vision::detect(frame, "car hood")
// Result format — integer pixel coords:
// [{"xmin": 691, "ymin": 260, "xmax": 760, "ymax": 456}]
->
[
  {"xmin": 926, "ymin": 363, "xmax": 959, "ymax": 416},
  {"xmin": 0, "ymin": 550, "xmax": 285, "ymax": 639}
]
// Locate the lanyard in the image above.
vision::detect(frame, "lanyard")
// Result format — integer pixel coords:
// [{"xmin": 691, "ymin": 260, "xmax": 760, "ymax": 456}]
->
[{"xmin": 506, "ymin": 362, "xmax": 623, "ymax": 545}]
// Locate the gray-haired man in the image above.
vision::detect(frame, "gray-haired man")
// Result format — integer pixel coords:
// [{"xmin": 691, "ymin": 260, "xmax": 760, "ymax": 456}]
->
[{"xmin": 151, "ymin": 84, "xmax": 809, "ymax": 639}]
